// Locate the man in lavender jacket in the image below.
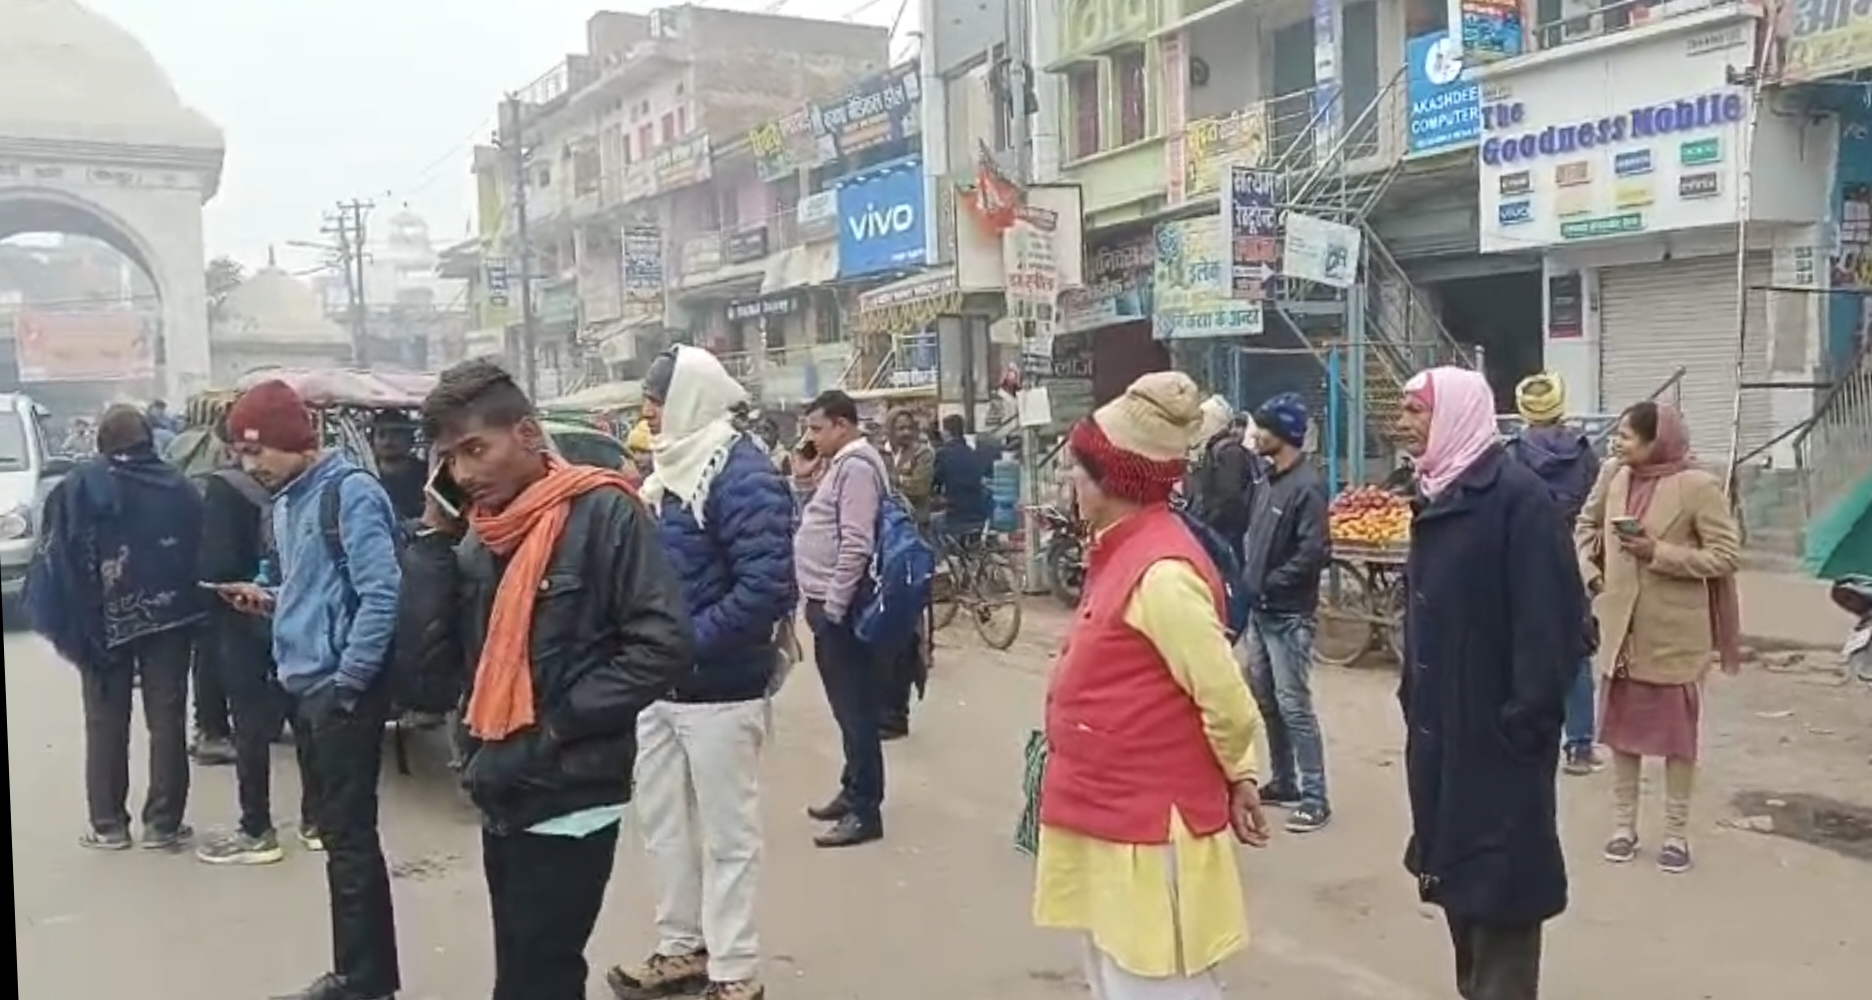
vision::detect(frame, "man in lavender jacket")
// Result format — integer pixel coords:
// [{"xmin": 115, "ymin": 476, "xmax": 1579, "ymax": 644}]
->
[{"xmin": 794, "ymin": 390, "xmax": 889, "ymax": 848}]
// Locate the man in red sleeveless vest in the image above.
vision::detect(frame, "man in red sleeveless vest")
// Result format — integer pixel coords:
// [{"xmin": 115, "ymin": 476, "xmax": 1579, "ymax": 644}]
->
[{"xmin": 1034, "ymin": 372, "xmax": 1272, "ymax": 999}]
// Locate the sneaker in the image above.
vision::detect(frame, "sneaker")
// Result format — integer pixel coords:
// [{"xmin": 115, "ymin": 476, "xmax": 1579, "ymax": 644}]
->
[
  {"xmin": 1603, "ymin": 831, "xmax": 1640, "ymax": 864},
  {"xmin": 702, "ymin": 982, "xmax": 764, "ymax": 1000},
  {"xmin": 78, "ymin": 827, "xmax": 133, "ymax": 851},
  {"xmin": 1562, "ymin": 745, "xmax": 1602, "ymax": 776},
  {"xmin": 197, "ymin": 828, "xmax": 285, "ymax": 866},
  {"xmin": 606, "ymin": 951, "xmax": 710, "ymax": 999},
  {"xmin": 298, "ymin": 826, "xmax": 326, "ymax": 852},
  {"xmin": 269, "ymin": 971, "xmax": 394, "ymax": 1000},
  {"xmin": 813, "ymin": 813, "xmax": 884, "ymax": 848},
  {"xmin": 189, "ymin": 735, "xmax": 238, "ymax": 766},
  {"xmin": 140, "ymin": 824, "xmax": 194, "ymax": 851},
  {"xmin": 1258, "ymin": 784, "xmax": 1303, "ymax": 808},
  {"xmin": 1657, "ymin": 840, "xmax": 1694, "ymax": 874},
  {"xmin": 1284, "ymin": 804, "xmax": 1331, "ymax": 834}
]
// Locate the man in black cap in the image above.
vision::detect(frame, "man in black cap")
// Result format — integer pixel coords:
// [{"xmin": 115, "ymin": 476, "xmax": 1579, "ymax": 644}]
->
[{"xmin": 1239, "ymin": 393, "xmax": 1333, "ymax": 834}]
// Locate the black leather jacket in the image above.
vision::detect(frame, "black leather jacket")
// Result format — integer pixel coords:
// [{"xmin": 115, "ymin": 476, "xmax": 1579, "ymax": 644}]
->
[{"xmin": 397, "ymin": 487, "xmax": 693, "ymax": 834}]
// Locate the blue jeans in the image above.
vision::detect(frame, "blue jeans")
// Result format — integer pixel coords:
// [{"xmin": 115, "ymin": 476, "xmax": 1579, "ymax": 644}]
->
[
  {"xmin": 1242, "ymin": 610, "xmax": 1329, "ymax": 810},
  {"xmin": 1563, "ymin": 658, "xmax": 1595, "ymax": 751}
]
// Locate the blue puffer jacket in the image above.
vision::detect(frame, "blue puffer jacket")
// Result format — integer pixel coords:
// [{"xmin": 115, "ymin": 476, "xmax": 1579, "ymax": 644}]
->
[{"xmin": 656, "ymin": 435, "xmax": 797, "ymax": 703}]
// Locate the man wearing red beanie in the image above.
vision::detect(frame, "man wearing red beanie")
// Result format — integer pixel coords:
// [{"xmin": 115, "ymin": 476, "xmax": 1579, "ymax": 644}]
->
[{"xmin": 218, "ymin": 379, "xmax": 405, "ymax": 1000}]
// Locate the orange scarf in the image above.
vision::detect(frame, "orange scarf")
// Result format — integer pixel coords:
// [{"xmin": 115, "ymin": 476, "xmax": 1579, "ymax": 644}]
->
[{"xmin": 465, "ymin": 457, "xmax": 640, "ymax": 740}]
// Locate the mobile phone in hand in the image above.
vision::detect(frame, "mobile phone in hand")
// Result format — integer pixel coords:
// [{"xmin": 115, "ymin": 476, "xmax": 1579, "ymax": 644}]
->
[
  {"xmin": 1611, "ymin": 517, "xmax": 1643, "ymax": 537},
  {"xmin": 425, "ymin": 462, "xmax": 469, "ymax": 521}
]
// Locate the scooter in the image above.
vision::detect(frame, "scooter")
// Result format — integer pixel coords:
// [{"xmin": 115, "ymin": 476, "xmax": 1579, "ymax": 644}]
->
[
  {"xmin": 1030, "ymin": 504, "xmax": 1086, "ymax": 608},
  {"xmin": 1828, "ymin": 575, "xmax": 1872, "ymax": 684}
]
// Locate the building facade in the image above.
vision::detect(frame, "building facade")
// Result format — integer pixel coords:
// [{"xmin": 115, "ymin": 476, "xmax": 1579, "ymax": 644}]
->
[
  {"xmin": 468, "ymin": 4, "xmax": 891, "ymax": 402},
  {"xmin": 1027, "ymin": 0, "xmax": 1868, "ymax": 478}
]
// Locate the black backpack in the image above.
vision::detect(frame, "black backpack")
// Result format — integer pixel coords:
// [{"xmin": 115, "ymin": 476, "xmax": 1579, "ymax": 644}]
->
[{"xmin": 318, "ymin": 468, "xmax": 452, "ymax": 717}]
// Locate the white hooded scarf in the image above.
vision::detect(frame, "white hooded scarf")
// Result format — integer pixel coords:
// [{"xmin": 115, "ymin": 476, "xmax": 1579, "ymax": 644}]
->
[{"xmin": 639, "ymin": 346, "xmax": 748, "ymax": 524}]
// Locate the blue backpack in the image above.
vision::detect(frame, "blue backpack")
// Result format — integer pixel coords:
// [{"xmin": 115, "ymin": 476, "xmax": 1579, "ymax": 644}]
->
[
  {"xmin": 839, "ymin": 452, "xmax": 937, "ymax": 649},
  {"xmin": 1172, "ymin": 505, "xmax": 1252, "ymax": 642}
]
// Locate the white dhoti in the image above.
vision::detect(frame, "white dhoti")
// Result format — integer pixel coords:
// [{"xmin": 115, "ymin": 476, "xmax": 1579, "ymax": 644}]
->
[{"xmin": 1082, "ymin": 939, "xmax": 1226, "ymax": 1000}]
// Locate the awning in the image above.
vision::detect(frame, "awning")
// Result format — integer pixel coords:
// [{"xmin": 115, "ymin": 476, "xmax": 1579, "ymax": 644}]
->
[
  {"xmin": 762, "ymin": 241, "xmax": 839, "ymax": 295},
  {"xmin": 852, "ymin": 268, "xmax": 963, "ymax": 336}
]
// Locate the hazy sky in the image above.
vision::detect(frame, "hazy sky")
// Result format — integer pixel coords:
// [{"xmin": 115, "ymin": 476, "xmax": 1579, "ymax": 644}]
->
[{"xmin": 80, "ymin": 0, "xmax": 915, "ymax": 273}]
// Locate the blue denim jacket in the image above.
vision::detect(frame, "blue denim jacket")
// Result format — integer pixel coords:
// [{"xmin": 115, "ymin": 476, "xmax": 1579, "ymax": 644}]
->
[{"xmin": 270, "ymin": 453, "xmax": 402, "ymax": 695}]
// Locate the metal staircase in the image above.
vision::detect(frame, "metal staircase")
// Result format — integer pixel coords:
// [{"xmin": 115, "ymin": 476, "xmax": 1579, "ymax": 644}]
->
[{"xmin": 1248, "ymin": 66, "xmax": 1476, "ymax": 467}]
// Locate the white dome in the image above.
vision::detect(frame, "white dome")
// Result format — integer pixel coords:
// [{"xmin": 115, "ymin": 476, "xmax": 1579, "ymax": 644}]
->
[
  {"xmin": 216, "ymin": 267, "xmax": 351, "ymax": 346},
  {"xmin": 0, "ymin": 0, "xmax": 222, "ymax": 149}
]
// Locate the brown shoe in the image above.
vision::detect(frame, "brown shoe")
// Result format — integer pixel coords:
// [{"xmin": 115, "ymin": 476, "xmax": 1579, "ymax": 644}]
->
[
  {"xmin": 607, "ymin": 951, "xmax": 709, "ymax": 999},
  {"xmin": 703, "ymin": 981, "xmax": 764, "ymax": 1000}
]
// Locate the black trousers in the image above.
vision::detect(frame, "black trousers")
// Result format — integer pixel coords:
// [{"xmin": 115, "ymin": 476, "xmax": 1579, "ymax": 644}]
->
[
  {"xmin": 81, "ymin": 628, "xmax": 193, "ymax": 834},
  {"xmin": 808, "ymin": 601, "xmax": 887, "ymax": 825},
  {"xmin": 882, "ymin": 628, "xmax": 922, "ymax": 728},
  {"xmin": 294, "ymin": 679, "xmax": 400, "ymax": 996},
  {"xmin": 484, "ymin": 825, "xmax": 621, "ymax": 1000},
  {"xmin": 211, "ymin": 610, "xmax": 299, "ymax": 838},
  {"xmin": 191, "ymin": 630, "xmax": 232, "ymax": 740},
  {"xmin": 1445, "ymin": 914, "xmax": 1543, "ymax": 1000}
]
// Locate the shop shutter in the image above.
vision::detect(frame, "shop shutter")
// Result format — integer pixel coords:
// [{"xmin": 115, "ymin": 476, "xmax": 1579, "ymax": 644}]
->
[{"xmin": 1598, "ymin": 253, "xmax": 1772, "ymax": 460}]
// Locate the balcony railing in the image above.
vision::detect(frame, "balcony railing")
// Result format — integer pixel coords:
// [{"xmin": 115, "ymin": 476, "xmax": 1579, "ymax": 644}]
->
[{"xmin": 1529, "ymin": 0, "xmax": 1743, "ymax": 54}]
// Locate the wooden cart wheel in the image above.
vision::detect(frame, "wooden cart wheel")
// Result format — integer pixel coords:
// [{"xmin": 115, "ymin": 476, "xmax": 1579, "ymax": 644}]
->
[{"xmin": 1312, "ymin": 559, "xmax": 1376, "ymax": 668}]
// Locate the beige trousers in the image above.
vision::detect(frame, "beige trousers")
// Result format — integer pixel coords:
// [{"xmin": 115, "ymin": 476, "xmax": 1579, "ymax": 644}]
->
[{"xmin": 1610, "ymin": 752, "xmax": 1696, "ymax": 840}]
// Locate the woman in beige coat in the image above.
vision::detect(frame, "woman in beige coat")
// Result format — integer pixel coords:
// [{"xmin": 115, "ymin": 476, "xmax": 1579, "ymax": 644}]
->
[{"xmin": 1576, "ymin": 401, "xmax": 1741, "ymax": 875}]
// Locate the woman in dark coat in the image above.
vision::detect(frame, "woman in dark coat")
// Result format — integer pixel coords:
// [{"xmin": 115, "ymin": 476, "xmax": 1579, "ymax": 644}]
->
[{"xmin": 1395, "ymin": 367, "xmax": 1584, "ymax": 1000}]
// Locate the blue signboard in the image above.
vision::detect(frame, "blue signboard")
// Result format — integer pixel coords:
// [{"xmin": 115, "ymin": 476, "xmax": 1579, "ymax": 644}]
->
[
  {"xmin": 834, "ymin": 155, "xmax": 927, "ymax": 279},
  {"xmin": 1406, "ymin": 31, "xmax": 1480, "ymax": 155}
]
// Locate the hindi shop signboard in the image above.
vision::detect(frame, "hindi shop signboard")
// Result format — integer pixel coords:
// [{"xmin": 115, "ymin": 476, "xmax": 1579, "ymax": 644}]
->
[
  {"xmin": 811, "ymin": 62, "xmax": 922, "ymax": 161},
  {"xmin": 1225, "ymin": 166, "xmax": 1280, "ymax": 300},
  {"xmin": 1152, "ymin": 216, "xmax": 1263, "ymax": 340}
]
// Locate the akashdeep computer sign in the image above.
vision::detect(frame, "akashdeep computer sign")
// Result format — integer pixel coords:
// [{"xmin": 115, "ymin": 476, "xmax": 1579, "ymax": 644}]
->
[{"xmin": 835, "ymin": 155, "xmax": 927, "ymax": 278}]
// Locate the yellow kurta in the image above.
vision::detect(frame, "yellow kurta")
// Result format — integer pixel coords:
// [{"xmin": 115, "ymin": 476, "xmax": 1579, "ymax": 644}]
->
[{"xmin": 1032, "ymin": 559, "xmax": 1265, "ymax": 979}]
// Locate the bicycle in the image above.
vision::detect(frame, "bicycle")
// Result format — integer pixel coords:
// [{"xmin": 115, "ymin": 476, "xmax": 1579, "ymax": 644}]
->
[{"xmin": 930, "ymin": 526, "xmax": 1024, "ymax": 650}]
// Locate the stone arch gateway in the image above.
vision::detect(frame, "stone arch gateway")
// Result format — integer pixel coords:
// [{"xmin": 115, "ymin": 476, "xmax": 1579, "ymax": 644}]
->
[{"xmin": 0, "ymin": 0, "xmax": 225, "ymax": 399}]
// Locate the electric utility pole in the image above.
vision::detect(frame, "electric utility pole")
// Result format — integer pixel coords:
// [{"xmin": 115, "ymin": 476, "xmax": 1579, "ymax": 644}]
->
[
  {"xmin": 1005, "ymin": 0, "xmax": 1043, "ymax": 581},
  {"xmin": 319, "ymin": 202, "xmax": 371, "ymax": 366},
  {"xmin": 342, "ymin": 198, "xmax": 374, "ymax": 366},
  {"xmin": 501, "ymin": 94, "xmax": 540, "ymax": 398}
]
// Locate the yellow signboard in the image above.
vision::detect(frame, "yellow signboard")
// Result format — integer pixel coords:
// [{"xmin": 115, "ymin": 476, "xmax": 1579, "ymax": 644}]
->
[
  {"xmin": 1779, "ymin": 2, "xmax": 1872, "ymax": 82},
  {"xmin": 1181, "ymin": 106, "xmax": 1269, "ymax": 203},
  {"xmin": 1614, "ymin": 179, "xmax": 1655, "ymax": 209}
]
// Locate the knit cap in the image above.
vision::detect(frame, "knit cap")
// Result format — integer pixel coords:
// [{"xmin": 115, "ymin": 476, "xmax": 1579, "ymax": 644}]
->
[
  {"xmin": 1253, "ymin": 392, "xmax": 1310, "ymax": 449},
  {"xmin": 1068, "ymin": 371, "xmax": 1203, "ymax": 503},
  {"xmin": 1515, "ymin": 372, "xmax": 1567, "ymax": 424},
  {"xmin": 226, "ymin": 379, "xmax": 318, "ymax": 452}
]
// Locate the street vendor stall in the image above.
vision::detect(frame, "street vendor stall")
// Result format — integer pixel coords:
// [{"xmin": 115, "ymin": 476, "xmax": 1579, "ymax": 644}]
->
[{"xmin": 1313, "ymin": 484, "xmax": 1413, "ymax": 668}]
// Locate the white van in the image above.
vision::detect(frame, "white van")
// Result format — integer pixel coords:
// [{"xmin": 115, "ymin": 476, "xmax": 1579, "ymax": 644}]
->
[{"xmin": 0, "ymin": 393, "xmax": 74, "ymax": 608}]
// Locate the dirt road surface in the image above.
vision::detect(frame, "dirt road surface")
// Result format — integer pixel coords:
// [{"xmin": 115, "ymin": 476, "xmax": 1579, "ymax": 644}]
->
[{"xmin": 9, "ymin": 570, "xmax": 1872, "ymax": 999}]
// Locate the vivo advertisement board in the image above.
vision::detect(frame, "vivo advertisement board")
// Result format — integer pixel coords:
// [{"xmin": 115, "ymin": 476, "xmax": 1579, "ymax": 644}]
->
[
  {"xmin": 1406, "ymin": 31, "xmax": 1480, "ymax": 155},
  {"xmin": 834, "ymin": 155, "xmax": 927, "ymax": 279}
]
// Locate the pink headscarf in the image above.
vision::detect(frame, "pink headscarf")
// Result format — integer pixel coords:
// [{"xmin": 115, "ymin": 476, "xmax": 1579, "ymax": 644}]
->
[{"xmin": 1404, "ymin": 367, "xmax": 1498, "ymax": 500}]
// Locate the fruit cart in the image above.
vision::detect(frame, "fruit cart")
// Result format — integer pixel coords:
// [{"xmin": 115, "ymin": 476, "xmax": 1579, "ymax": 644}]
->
[{"xmin": 1315, "ymin": 486, "xmax": 1412, "ymax": 668}]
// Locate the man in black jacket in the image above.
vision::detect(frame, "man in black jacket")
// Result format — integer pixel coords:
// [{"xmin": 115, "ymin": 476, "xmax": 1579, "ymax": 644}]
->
[
  {"xmin": 1192, "ymin": 410, "xmax": 1257, "ymax": 560},
  {"xmin": 401, "ymin": 360, "xmax": 693, "ymax": 1000},
  {"xmin": 193, "ymin": 417, "xmax": 310, "ymax": 866},
  {"xmin": 1240, "ymin": 393, "xmax": 1333, "ymax": 834}
]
